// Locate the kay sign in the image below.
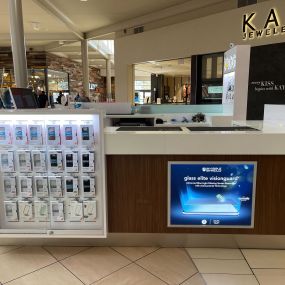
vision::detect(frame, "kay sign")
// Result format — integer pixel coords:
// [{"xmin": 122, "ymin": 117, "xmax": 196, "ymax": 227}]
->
[{"xmin": 242, "ymin": 8, "xmax": 285, "ymax": 40}]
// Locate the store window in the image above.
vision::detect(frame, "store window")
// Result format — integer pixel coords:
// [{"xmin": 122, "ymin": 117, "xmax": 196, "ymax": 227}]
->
[
  {"xmin": 0, "ymin": 69, "xmax": 15, "ymax": 88},
  {"xmin": 134, "ymin": 58, "xmax": 191, "ymax": 104},
  {"xmin": 201, "ymin": 53, "xmax": 224, "ymax": 104},
  {"xmin": 48, "ymin": 70, "xmax": 69, "ymax": 92},
  {"xmin": 28, "ymin": 69, "xmax": 45, "ymax": 91},
  {"xmin": 134, "ymin": 80, "xmax": 151, "ymax": 104},
  {"xmin": 1, "ymin": 68, "xmax": 70, "ymax": 98}
]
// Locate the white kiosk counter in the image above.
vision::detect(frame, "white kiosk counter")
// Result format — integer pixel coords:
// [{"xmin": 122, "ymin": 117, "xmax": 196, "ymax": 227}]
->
[{"xmin": 104, "ymin": 122, "xmax": 285, "ymax": 235}]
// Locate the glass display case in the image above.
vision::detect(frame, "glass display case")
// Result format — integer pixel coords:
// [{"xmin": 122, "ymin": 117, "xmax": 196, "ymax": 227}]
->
[
  {"xmin": 47, "ymin": 70, "xmax": 69, "ymax": 92},
  {"xmin": 1, "ymin": 69, "xmax": 70, "ymax": 96},
  {"xmin": 0, "ymin": 110, "xmax": 106, "ymax": 237}
]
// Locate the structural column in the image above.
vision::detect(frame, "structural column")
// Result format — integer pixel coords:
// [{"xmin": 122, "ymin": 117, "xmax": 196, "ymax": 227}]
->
[
  {"xmin": 8, "ymin": 0, "xmax": 28, "ymax": 88},
  {"xmin": 106, "ymin": 57, "xmax": 112, "ymax": 101},
  {"xmin": 81, "ymin": 39, "xmax": 90, "ymax": 97}
]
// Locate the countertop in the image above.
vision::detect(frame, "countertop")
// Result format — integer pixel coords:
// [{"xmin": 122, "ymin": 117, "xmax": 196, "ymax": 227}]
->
[{"xmin": 104, "ymin": 121, "xmax": 285, "ymax": 155}]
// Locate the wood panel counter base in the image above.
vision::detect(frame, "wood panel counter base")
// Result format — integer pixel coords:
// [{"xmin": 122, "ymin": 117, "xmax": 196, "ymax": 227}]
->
[{"xmin": 107, "ymin": 155, "xmax": 285, "ymax": 234}]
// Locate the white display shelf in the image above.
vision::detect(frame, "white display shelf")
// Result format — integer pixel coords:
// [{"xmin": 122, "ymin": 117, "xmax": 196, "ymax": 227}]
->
[{"xmin": 0, "ymin": 109, "xmax": 107, "ymax": 238}]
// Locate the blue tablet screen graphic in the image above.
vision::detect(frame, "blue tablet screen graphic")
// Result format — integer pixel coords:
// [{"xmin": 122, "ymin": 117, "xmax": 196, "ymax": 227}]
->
[{"xmin": 168, "ymin": 162, "xmax": 257, "ymax": 228}]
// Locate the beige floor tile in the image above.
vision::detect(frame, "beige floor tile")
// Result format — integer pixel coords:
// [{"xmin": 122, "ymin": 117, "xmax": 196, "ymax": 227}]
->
[
  {"xmin": 181, "ymin": 273, "xmax": 206, "ymax": 285},
  {"xmin": 93, "ymin": 263, "xmax": 166, "ymax": 285},
  {"xmin": 253, "ymin": 269, "xmax": 285, "ymax": 285},
  {"xmin": 61, "ymin": 247, "xmax": 131, "ymax": 284},
  {"xmin": 193, "ymin": 259, "xmax": 252, "ymax": 274},
  {"xmin": 112, "ymin": 247, "xmax": 158, "ymax": 261},
  {"xmin": 0, "ymin": 246, "xmax": 56, "ymax": 283},
  {"xmin": 0, "ymin": 245, "xmax": 21, "ymax": 255},
  {"xmin": 202, "ymin": 274, "xmax": 259, "ymax": 285},
  {"xmin": 186, "ymin": 248, "xmax": 243, "ymax": 260},
  {"xmin": 44, "ymin": 246, "xmax": 89, "ymax": 260},
  {"xmin": 7, "ymin": 263, "xmax": 83, "ymax": 285},
  {"xmin": 242, "ymin": 249, "xmax": 285, "ymax": 268},
  {"xmin": 136, "ymin": 248, "xmax": 197, "ymax": 285}
]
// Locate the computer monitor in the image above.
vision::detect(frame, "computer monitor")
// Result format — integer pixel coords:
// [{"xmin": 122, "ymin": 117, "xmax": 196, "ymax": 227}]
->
[{"xmin": 9, "ymin": 88, "xmax": 38, "ymax": 109}]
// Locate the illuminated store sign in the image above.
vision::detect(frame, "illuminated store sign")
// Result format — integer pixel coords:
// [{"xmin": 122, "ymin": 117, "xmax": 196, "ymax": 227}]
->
[
  {"xmin": 243, "ymin": 8, "xmax": 284, "ymax": 40},
  {"xmin": 168, "ymin": 162, "xmax": 257, "ymax": 228}
]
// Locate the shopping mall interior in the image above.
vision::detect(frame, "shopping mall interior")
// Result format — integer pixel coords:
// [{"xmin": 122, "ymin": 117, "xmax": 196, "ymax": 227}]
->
[{"xmin": 1, "ymin": 0, "xmax": 285, "ymax": 284}]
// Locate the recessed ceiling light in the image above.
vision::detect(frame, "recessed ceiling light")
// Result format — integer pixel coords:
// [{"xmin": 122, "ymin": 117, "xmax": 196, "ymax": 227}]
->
[{"xmin": 80, "ymin": 0, "xmax": 88, "ymax": 2}]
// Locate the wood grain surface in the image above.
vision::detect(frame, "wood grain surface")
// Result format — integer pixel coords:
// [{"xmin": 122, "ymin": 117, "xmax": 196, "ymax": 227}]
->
[{"xmin": 107, "ymin": 155, "xmax": 285, "ymax": 234}]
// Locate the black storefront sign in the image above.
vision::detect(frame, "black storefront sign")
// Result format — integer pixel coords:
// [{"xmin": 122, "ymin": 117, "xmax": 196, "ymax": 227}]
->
[{"xmin": 247, "ymin": 42, "xmax": 285, "ymax": 120}]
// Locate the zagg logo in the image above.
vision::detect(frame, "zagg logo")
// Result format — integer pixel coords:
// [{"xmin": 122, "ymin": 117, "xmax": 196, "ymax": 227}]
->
[
  {"xmin": 202, "ymin": 167, "xmax": 222, "ymax": 173},
  {"xmin": 242, "ymin": 8, "xmax": 285, "ymax": 40}
]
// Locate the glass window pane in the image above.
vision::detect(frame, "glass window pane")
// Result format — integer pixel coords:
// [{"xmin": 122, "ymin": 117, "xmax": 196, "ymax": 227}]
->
[
  {"xmin": 206, "ymin": 57, "xmax": 212, "ymax": 79},
  {"xmin": 216, "ymin": 56, "xmax": 224, "ymax": 78}
]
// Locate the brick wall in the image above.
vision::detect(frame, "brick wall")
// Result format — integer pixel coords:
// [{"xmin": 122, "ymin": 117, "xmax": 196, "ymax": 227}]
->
[{"xmin": 46, "ymin": 53, "xmax": 105, "ymax": 95}]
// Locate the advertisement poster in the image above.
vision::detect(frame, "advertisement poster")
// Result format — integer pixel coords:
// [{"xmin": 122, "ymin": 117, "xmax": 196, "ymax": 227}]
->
[
  {"xmin": 222, "ymin": 72, "xmax": 235, "ymax": 104},
  {"xmin": 168, "ymin": 162, "xmax": 257, "ymax": 228}
]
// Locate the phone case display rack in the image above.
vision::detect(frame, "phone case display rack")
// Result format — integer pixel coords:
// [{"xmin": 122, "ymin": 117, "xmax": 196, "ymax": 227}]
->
[{"xmin": 0, "ymin": 110, "xmax": 107, "ymax": 237}]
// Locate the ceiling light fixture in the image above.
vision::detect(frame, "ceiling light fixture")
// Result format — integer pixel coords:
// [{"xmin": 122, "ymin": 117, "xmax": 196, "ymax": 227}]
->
[{"xmin": 80, "ymin": 0, "xmax": 88, "ymax": 2}]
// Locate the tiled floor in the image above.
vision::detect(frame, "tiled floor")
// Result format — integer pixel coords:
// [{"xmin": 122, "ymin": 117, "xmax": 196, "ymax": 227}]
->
[{"xmin": 0, "ymin": 246, "xmax": 284, "ymax": 284}]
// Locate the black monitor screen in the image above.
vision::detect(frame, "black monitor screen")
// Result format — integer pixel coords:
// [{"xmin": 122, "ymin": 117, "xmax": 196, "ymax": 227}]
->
[{"xmin": 10, "ymin": 88, "xmax": 38, "ymax": 109}]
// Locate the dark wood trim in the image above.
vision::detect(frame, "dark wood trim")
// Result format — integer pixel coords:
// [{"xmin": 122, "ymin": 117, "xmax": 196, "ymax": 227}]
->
[{"xmin": 107, "ymin": 155, "xmax": 285, "ymax": 234}]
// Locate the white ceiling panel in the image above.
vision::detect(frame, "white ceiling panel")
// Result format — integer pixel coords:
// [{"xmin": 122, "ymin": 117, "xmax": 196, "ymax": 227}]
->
[
  {"xmin": 0, "ymin": 0, "xmax": 70, "ymax": 34},
  {"xmin": 48, "ymin": 0, "xmax": 191, "ymax": 32}
]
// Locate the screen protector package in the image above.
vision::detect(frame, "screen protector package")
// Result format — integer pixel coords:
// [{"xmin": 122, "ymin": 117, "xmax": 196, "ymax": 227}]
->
[
  {"xmin": 69, "ymin": 201, "xmax": 83, "ymax": 222},
  {"xmin": 34, "ymin": 201, "xmax": 49, "ymax": 222},
  {"xmin": 51, "ymin": 201, "xmax": 64, "ymax": 222},
  {"xmin": 3, "ymin": 176, "xmax": 17, "ymax": 197},
  {"xmin": 81, "ymin": 151, "xmax": 95, "ymax": 172},
  {"xmin": 48, "ymin": 150, "xmax": 63, "ymax": 172},
  {"xmin": 4, "ymin": 201, "xmax": 18, "ymax": 222},
  {"xmin": 19, "ymin": 176, "xmax": 33, "ymax": 198},
  {"xmin": 46, "ymin": 125, "xmax": 60, "ymax": 145},
  {"xmin": 28, "ymin": 125, "xmax": 43, "ymax": 145},
  {"xmin": 80, "ymin": 125, "xmax": 94, "ymax": 145},
  {"xmin": 13, "ymin": 125, "xmax": 28, "ymax": 145},
  {"xmin": 32, "ymin": 150, "xmax": 46, "ymax": 172},
  {"xmin": 62, "ymin": 125, "xmax": 78, "ymax": 146},
  {"xmin": 19, "ymin": 201, "xmax": 34, "ymax": 222},
  {"xmin": 81, "ymin": 176, "xmax": 95, "ymax": 197},
  {"xmin": 64, "ymin": 176, "xmax": 79, "ymax": 197},
  {"xmin": 35, "ymin": 176, "xmax": 49, "ymax": 198},
  {"xmin": 0, "ymin": 151, "xmax": 14, "ymax": 172},
  {"xmin": 16, "ymin": 150, "xmax": 32, "ymax": 172},
  {"xmin": 48, "ymin": 176, "xmax": 62, "ymax": 198},
  {"xmin": 64, "ymin": 151, "xmax": 79, "ymax": 172},
  {"xmin": 0, "ymin": 125, "xmax": 11, "ymax": 145},
  {"xmin": 83, "ymin": 200, "xmax": 97, "ymax": 222}
]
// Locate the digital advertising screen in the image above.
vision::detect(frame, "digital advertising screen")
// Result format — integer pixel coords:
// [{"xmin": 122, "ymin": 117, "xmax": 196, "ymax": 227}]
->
[{"xmin": 168, "ymin": 162, "xmax": 257, "ymax": 228}]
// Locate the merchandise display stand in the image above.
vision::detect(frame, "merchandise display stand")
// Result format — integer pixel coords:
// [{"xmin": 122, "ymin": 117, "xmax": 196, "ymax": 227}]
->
[{"xmin": 0, "ymin": 109, "xmax": 107, "ymax": 238}]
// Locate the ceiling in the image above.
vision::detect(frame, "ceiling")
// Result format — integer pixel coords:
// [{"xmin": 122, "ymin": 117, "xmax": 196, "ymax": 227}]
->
[
  {"xmin": 0, "ymin": 0, "xmax": 255, "ymax": 70},
  {"xmin": 48, "ymin": 0, "xmax": 192, "ymax": 32},
  {"xmin": 135, "ymin": 58, "xmax": 191, "ymax": 77}
]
